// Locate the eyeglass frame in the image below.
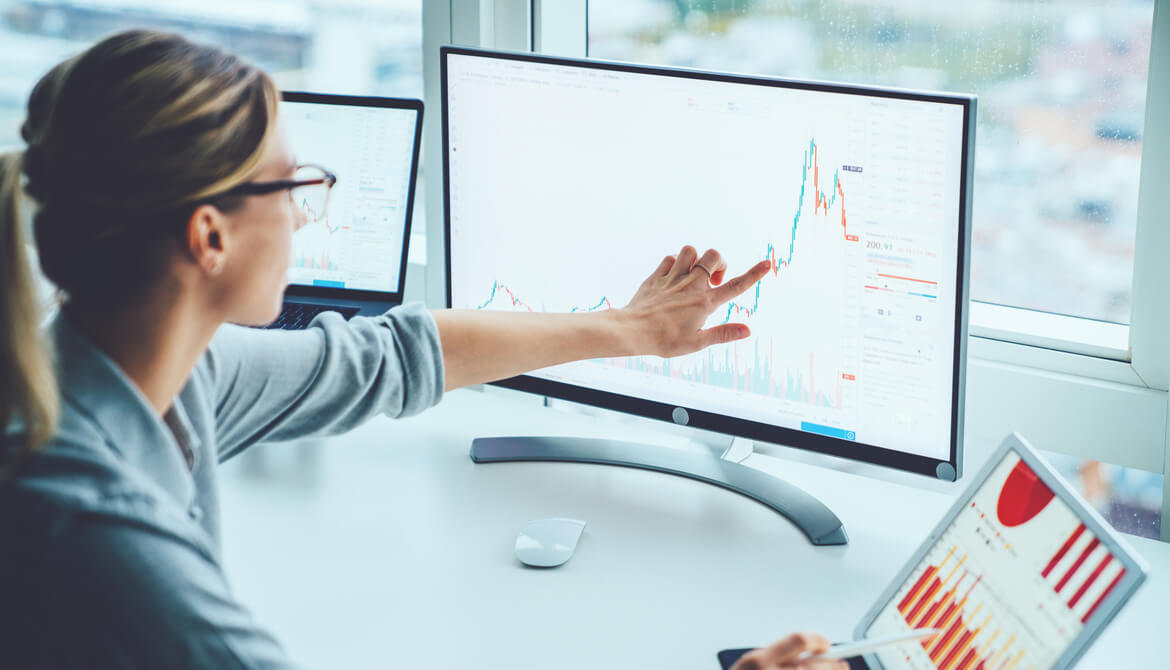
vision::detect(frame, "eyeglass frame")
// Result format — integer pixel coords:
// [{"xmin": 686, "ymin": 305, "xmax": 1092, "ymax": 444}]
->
[{"xmin": 207, "ymin": 163, "xmax": 337, "ymax": 219}]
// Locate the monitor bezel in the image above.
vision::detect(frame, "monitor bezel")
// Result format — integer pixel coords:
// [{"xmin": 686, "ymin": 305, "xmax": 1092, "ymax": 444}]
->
[
  {"xmin": 854, "ymin": 433, "xmax": 1149, "ymax": 670},
  {"xmin": 441, "ymin": 45, "xmax": 975, "ymax": 479},
  {"xmin": 281, "ymin": 91, "xmax": 424, "ymax": 303}
]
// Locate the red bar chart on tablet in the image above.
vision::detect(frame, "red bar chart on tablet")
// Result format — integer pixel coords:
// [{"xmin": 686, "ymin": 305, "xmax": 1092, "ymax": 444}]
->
[{"xmin": 1041, "ymin": 522, "xmax": 1127, "ymax": 623}]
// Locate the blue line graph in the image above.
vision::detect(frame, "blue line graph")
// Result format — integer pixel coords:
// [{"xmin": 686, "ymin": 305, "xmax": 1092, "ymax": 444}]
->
[{"xmin": 478, "ymin": 137, "xmax": 852, "ymax": 327}]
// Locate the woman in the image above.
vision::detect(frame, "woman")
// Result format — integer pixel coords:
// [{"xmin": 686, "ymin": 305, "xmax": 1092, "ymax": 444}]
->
[{"xmin": 0, "ymin": 30, "xmax": 844, "ymax": 670}]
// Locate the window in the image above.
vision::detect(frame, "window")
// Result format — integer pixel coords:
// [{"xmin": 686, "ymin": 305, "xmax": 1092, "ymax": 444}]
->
[
  {"xmin": 0, "ymin": 0, "xmax": 426, "ymax": 230},
  {"xmin": 589, "ymin": 0, "xmax": 1155, "ymax": 325},
  {"xmin": 1041, "ymin": 450, "xmax": 1163, "ymax": 539},
  {"xmin": 0, "ymin": 1, "xmax": 423, "ymax": 140}
]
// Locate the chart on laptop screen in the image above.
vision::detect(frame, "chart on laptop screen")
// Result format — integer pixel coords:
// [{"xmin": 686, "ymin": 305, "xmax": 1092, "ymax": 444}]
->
[
  {"xmin": 446, "ymin": 53, "xmax": 967, "ymax": 461},
  {"xmin": 865, "ymin": 452, "xmax": 1128, "ymax": 670},
  {"xmin": 282, "ymin": 101, "xmax": 416, "ymax": 292}
]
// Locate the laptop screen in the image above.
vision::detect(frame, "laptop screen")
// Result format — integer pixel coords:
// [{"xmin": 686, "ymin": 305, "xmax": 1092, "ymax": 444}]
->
[
  {"xmin": 864, "ymin": 449, "xmax": 1131, "ymax": 670},
  {"xmin": 281, "ymin": 95, "xmax": 420, "ymax": 294}
]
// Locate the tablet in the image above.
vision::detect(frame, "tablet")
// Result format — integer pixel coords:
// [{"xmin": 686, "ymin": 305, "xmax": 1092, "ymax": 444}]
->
[
  {"xmin": 854, "ymin": 433, "xmax": 1148, "ymax": 670},
  {"xmin": 717, "ymin": 648, "xmax": 868, "ymax": 670}
]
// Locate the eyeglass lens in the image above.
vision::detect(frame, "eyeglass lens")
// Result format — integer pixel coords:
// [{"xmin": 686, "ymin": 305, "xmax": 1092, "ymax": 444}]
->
[{"xmin": 292, "ymin": 166, "xmax": 331, "ymax": 222}]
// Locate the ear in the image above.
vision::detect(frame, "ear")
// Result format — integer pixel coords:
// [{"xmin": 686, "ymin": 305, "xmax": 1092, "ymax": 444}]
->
[{"xmin": 185, "ymin": 204, "xmax": 228, "ymax": 277}]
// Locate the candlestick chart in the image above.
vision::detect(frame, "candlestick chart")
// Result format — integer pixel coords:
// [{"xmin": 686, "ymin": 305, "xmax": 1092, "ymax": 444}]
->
[{"xmin": 474, "ymin": 137, "xmax": 859, "ymax": 410}]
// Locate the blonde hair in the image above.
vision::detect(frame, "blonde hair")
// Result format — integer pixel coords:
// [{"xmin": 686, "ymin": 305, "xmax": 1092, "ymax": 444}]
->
[
  {"xmin": 1, "ymin": 30, "xmax": 279, "ymax": 457},
  {"xmin": 1, "ymin": 152, "xmax": 56, "ymax": 452}
]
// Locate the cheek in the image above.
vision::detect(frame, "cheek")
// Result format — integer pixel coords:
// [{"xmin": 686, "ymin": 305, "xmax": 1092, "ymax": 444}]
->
[
  {"xmin": 270, "ymin": 204, "xmax": 295, "ymax": 272},
  {"xmin": 278, "ymin": 220, "xmax": 293, "ymax": 261},
  {"xmin": 240, "ymin": 209, "xmax": 293, "ymax": 293},
  {"xmin": 274, "ymin": 227, "xmax": 293, "ymax": 283}
]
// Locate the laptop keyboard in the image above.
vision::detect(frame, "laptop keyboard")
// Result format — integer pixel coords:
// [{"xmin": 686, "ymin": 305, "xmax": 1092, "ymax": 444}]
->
[{"xmin": 265, "ymin": 303, "xmax": 360, "ymax": 330}]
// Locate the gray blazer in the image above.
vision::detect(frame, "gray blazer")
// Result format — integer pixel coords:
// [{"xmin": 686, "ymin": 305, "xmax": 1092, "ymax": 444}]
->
[{"xmin": 0, "ymin": 304, "xmax": 445, "ymax": 668}]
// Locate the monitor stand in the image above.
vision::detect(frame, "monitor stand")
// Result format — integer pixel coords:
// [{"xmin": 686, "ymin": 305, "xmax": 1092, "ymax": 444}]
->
[{"xmin": 470, "ymin": 434, "xmax": 849, "ymax": 546}]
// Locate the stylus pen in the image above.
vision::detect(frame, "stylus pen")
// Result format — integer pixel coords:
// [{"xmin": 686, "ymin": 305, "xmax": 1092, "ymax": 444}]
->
[{"xmin": 808, "ymin": 628, "xmax": 943, "ymax": 660}]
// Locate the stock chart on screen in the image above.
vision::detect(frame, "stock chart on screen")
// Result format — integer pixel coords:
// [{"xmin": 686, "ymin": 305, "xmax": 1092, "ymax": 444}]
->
[
  {"xmin": 446, "ymin": 54, "xmax": 966, "ymax": 460},
  {"xmin": 283, "ymin": 100, "xmax": 416, "ymax": 292}
]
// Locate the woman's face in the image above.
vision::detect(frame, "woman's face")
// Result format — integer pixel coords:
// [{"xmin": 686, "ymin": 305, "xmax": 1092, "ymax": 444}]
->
[{"xmin": 217, "ymin": 122, "xmax": 307, "ymax": 326}]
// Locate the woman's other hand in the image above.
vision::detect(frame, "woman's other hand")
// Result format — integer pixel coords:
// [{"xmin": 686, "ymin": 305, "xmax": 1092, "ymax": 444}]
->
[
  {"xmin": 620, "ymin": 245, "xmax": 771, "ymax": 358},
  {"xmin": 730, "ymin": 632, "xmax": 849, "ymax": 670}
]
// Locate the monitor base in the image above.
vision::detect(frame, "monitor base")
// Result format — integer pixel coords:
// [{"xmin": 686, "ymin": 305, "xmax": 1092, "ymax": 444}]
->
[{"xmin": 470, "ymin": 436, "xmax": 848, "ymax": 546}]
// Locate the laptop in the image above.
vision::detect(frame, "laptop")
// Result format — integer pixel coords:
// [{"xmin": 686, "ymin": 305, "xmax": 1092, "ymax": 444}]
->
[
  {"xmin": 719, "ymin": 433, "xmax": 1148, "ymax": 670},
  {"xmin": 268, "ymin": 92, "xmax": 423, "ymax": 329}
]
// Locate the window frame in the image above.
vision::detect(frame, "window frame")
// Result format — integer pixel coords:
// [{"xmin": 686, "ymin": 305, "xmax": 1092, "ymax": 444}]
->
[{"xmin": 422, "ymin": 0, "xmax": 1170, "ymax": 539}]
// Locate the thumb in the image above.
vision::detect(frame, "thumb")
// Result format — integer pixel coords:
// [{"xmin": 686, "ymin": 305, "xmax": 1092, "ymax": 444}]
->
[{"xmin": 699, "ymin": 323, "xmax": 750, "ymax": 348}]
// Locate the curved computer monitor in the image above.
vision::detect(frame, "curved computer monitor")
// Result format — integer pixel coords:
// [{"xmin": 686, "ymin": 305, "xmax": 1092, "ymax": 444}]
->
[{"xmin": 441, "ymin": 46, "xmax": 974, "ymax": 500}]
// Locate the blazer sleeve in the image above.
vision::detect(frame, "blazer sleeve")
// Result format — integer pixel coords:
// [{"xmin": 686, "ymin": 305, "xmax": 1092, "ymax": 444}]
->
[{"xmin": 203, "ymin": 302, "xmax": 445, "ymax": 461}]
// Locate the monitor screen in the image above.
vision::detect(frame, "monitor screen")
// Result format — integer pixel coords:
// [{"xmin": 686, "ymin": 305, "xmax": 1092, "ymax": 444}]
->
[
  {"xmin": 443, "ymin": 48, "xmax": 973, "ymax": 476},
  {"xmin": 281, "ymin": 94, "xmax": 420, "ymax": 294},
  {"xmin": 864, "ymin": 449, "xmax": 1132, "ymax": 669}
]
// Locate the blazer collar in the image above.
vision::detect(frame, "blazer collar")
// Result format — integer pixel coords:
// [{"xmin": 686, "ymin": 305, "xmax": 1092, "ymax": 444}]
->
[{"xmin": 50, "ymin": 312, "xmax": 198, "ymax": 508}]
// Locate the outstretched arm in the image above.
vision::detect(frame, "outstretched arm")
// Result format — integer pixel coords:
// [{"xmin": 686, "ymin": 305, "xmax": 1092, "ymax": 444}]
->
[{"xmin": 433, "ymin": 245, "xmax": 772, "ymax": 391}]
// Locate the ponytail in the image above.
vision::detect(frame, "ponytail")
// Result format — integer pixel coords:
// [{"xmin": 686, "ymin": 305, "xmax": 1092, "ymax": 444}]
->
[{"xmin": 0, "ymin": 151, "xmax": 58, "ymax": 454}]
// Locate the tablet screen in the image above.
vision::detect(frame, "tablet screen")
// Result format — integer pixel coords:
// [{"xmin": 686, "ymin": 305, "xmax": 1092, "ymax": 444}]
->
[{"xmin": 864, "ymin": 449, "xmax": 1130, "ymax": 670}]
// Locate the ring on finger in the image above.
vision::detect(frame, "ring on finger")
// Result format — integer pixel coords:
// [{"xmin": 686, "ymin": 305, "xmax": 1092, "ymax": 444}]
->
[{"xmin": 692, "ymin": 262, "xmax": 713, "ymax": 278}]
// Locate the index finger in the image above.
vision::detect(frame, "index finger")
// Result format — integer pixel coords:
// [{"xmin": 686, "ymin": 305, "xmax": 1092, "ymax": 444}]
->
[{"xmin": 711, "ymin": 259, "xmax": 772, "ymax": 303}]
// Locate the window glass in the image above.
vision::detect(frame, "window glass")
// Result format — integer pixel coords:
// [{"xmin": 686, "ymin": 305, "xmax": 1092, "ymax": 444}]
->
[
  {"xmin": 589, "ymin": 0, "xmax": 1155, "ymax": 324},
  {"xmin": 0, "ymin": 0, "xmax": 425, "ymax": 227},
  {"xmin": 1040, "ymin": 450, "xmax": 1162, "ymax": 540}
]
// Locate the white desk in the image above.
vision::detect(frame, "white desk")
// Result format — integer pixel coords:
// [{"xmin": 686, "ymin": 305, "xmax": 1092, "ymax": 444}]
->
[{"xmin": 219, "ymin": 388, "xmax": 1170, "ymax": 669}]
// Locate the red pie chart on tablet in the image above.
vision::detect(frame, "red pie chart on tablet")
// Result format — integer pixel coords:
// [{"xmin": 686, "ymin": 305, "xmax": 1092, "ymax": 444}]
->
[{"xmin": 997, "ymin": 460, "xmax": 1055, "ymax": 527}]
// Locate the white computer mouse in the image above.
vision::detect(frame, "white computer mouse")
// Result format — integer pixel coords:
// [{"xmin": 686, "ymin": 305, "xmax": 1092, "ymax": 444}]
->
[{"xmin": 514, "ymin": 518, "xmax": 586, "ymax": 568}]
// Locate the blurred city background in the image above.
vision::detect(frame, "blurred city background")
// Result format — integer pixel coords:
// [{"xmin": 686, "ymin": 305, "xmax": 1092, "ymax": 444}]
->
[{"xmin": 0, "ymin": 0, "xmax": 1160, "ymax": 540}]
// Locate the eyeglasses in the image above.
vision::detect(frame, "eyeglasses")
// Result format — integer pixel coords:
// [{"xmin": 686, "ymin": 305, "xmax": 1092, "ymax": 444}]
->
[{"xmin": 212, "ymin": 163, "xmax": 337, "ymax": 222}]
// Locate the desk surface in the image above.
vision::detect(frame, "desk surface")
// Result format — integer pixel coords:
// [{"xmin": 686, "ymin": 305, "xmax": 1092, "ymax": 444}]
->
[{"xmin": 219, "ymin": 388, "xmax": 1170, "ymax": 669}]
